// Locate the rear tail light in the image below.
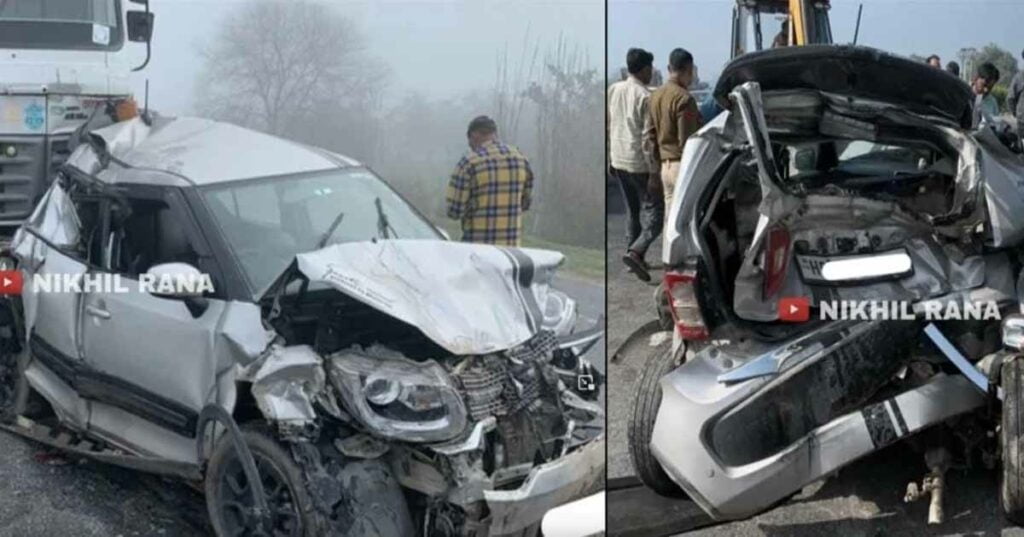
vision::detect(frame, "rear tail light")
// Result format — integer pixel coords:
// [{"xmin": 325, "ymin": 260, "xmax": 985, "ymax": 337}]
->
[
  {"xmin": 664, "ymin": 269, "xmax": 709, "ymax": 340},
  {"xmin": 762, "ymin": 225, "xmax": 791, "ymax": 299}
]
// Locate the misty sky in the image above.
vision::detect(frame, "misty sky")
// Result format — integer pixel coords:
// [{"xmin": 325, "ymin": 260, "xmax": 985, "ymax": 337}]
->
[
  {"xmin": 609, "ymin": 0, "xmax": 1024, "ymax": 84},
  {"xmin": 126, "ymin": 0, "xmax": 603, "ymax": 116}
]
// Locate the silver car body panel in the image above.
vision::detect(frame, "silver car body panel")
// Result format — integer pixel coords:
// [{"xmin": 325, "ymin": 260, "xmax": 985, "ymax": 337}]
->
[
  {"xmin": 66, "ymin": 116, "xmax": 352, "ymax": 186},
  {"xmin": 87, "ymin": 400, "xmax": 198, "ymax": 463},
  {"xmin": 291, "ymin": 240, "xmax": 566, "ymax": 356},
  {"xmin": 483, "ymin": 436, "xmax": 605, "ymax": 535},
  {"xmin": 650, "ymin": 332, "xmax": 985, "ymax": 519},
  {"xmin": 249, "ymin": 344, "xmax": 325, "ymax": 425}
]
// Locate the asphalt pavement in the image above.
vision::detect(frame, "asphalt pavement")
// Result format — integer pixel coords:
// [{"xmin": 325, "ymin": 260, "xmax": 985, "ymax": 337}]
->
[{"xmin": 605, "ymin": 182, "xmax": 1024, "ymax": 537}]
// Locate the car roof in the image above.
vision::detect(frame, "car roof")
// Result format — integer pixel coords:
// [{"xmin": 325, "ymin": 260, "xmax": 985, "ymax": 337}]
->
[{"xmin": 68, "ymin": 116, "xmax": 360, "ymax": 187}]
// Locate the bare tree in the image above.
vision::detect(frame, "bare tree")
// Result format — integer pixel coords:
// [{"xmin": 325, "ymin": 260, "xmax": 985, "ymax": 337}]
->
[
  {"xmin": 194, "ymin": 1, "xmax": 387, "ymax": 146},
  {"xmin": 523, "ymin": 36, "xmax": 603, "ymax": 247},
  {"xmin": 494, "ymin": 28, "xmax": 540, "ymax": 143}
]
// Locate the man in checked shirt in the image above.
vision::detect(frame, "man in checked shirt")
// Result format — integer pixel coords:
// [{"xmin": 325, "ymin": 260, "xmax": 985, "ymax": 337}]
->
[{"xmin": 446, "ymin": 116, "xmax": 534, "ymax": 246}]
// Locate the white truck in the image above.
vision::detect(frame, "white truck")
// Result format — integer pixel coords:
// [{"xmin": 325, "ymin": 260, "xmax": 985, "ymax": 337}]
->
[{"xmin": 0, "ymin": 0, "xmax": 153, "ymax": 232}]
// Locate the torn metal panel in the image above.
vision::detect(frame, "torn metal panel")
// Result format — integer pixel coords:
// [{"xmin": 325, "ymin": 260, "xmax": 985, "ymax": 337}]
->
[
  {"xmin": 719, "ymin": 83, "xmax": 1009, "ymax": 322},
  {"xmin": 730, "ymin": 82, "xmax": 801, "ymax": 222},
  {"xmin": 289, "ymin": 240, "xmax": 565, "ymax": 355},
  {"xmin": 250, "ymin": 344, "xmax": 325, "ymax": 424},
  {"xmin": 484, "ymin": 437, "xmax": 605, "ymax": 535},
  {"xmin": 652, "ymin": 343, "xmax": 984, "ymax": 520},
  {"xmin": 215, "ymin": 301, "xmax": 274, "ymax": 369},
  {"xmin": 975, "ymin": 127, "xmax": 1024, "ymax": 247}
]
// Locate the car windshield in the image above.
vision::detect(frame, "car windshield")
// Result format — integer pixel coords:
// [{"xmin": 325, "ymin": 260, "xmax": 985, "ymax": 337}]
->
[
  {"xmin": 0, "ymin": 0, "xmax": 123, "ymax": 51},
  {"xmin": 200, "ymin": 167, "xmax": 440, "ymax": 293}
]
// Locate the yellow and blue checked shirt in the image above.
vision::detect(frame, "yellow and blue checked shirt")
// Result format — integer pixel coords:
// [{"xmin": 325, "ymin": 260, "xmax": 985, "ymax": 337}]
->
[{"xmin": 446, "ymin": 140, "xmax": 534, "ymax": 246}]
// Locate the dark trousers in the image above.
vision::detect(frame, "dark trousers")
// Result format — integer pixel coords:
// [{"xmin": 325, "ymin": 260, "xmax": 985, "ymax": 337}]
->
[{"xmin": 612, "ymin": 167, "xmax": 663, "ymax": 258}]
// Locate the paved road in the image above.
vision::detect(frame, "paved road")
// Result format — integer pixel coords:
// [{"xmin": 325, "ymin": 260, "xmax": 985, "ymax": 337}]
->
[
  {"xmin": 605, "ymin": 184, "xmax": 1024, "ymax": 536},
  {"xmin": 607, "ymin": 183, "xmax": 664, "ymax": 481},
  {"xmin": 554, "ymin": 273, "xmax": 606, "ymax": 374},
  {"xmin": 0, "ymin": 274, "xmax": 603, "ymax": 537},
  {"xmin": 0, "ymin": 429, "xmax": 209, "ymax": 536}
]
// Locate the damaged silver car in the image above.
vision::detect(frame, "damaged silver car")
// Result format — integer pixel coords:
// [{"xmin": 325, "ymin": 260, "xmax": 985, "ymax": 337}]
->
[
  {"xmin": 0, "ymin": 116, "xmax": 604, "ymax": 536},
  {"xmin": 628, "ymin": 45, "xmax": 1024, "ymax": 524}
]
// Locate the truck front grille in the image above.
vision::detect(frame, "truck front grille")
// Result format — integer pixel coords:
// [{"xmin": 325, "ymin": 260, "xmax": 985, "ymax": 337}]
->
[{"xmin": 0, "ymin": 136, "xmax": 47, "ymax": 228}]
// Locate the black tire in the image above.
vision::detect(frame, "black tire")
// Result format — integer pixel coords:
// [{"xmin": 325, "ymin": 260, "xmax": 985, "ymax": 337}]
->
[
  {"xmin": 628, "ymin": 344, "xmax": 686, "ymax": 497},
  {"xmin": 205, "ymin": 427, "xmax": 324, "ymax": 537},
  {"xmin": 1003, "ymin": 357, "xmax": 1024, "ymax": 525}
]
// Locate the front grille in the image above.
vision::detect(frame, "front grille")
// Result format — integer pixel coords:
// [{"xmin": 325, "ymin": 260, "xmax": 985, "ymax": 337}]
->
[
  {"xmin": 455, "ymin": 331, "xmax": 558, "ymax": 421},
  {"xmin": 0, "ymin": 136, "xmax": 46, "ymax": 226}
]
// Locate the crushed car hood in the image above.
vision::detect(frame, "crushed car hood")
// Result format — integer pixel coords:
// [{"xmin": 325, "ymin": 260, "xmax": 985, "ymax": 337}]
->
[
  {"xmin": 266, "ymin": 240, "xmax": 565, "ymax": 356},
  {"xmin": 714, "ymin": 45, "xmax": 974, "ymax": 129}
]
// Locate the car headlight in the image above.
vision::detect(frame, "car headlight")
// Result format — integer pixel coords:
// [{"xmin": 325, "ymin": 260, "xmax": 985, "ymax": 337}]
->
[
  {"xmin": 328, "ymin": 351, "xmax": 467, "ymax": 443},
  {"xmin": 541, "ymin": 288, "xmax": 577, "ymax": 337}
]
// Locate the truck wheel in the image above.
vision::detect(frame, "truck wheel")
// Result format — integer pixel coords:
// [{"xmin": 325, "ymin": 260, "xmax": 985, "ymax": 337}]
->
[
  {"xmin": 1003, "ymin": 357, "xmax": 1024, "ymax": 524},
  {"xmin": 205, "ymin": 427, "xmax": 322, "ymax": 537},
  {"xmin": 628, "ymin": 344, "xmax": 685, "ymax": 497}
]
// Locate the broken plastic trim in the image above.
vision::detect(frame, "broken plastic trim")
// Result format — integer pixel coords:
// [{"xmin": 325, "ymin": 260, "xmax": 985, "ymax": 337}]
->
[{"xmin": 923, "ymin": 323, "xmax": 1002, "ymax": 399}]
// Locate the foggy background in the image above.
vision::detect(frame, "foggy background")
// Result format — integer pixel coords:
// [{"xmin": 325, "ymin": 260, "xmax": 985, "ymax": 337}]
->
[{"xmin": 126, "ymin": 0, "xmax": 604, "ymax": 250}]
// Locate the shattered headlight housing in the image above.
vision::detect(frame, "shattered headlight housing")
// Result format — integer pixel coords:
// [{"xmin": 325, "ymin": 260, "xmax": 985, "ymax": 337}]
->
[
  {"xmin": 540, "ymin": 288, "xmax": 577, "ymax": 337},
  {"xmin": 328, "ymin": 352, "xmax": 467, "ymax": 443}
]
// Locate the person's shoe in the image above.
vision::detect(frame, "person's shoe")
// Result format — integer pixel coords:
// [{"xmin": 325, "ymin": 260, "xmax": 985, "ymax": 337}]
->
[{"xmin": 622, "ymin": 251, "xmax": 651, "ymax": 282}]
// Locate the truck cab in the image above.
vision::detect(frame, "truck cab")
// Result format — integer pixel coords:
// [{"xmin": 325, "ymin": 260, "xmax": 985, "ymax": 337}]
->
[
  {"xmin": 0, "ymin": 0, "xmax": 152, "ymax": 232},
  {"xmin": 731, "ymin": 0, "xmax": 832, "ymax": 58}
]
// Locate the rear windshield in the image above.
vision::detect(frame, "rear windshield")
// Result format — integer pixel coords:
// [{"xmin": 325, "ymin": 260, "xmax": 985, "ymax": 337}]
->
[{"xmin": 0, "ymin": 0, "xmax": 123, "ymax": 51}]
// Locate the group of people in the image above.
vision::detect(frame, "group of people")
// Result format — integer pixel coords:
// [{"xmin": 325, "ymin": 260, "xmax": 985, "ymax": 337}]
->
[
  {"xmin": 924, "ymin": 52, "xmax": 1003, "ymax": 129},
  {"xmin": 607, "ymin": 47, "xmax": 702, "ymax": 282}
]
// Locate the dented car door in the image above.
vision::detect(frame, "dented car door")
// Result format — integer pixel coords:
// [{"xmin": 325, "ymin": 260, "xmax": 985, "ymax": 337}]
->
[
  {"xmin": 78, "ymin": 187, "xmax": 223, "ymax": 455},
  {"xmin": 12, "ymin": 183, "xmax": 93, "ymax": 429}
]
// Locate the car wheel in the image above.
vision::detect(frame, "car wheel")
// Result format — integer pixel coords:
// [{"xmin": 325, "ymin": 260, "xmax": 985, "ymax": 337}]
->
[
  {"xmin": 628, "ymin": 344, "xmax": 685, "ymax": 497},
  {"xmin": 1003, "ymin": 357, "xmax": 1024, "ymax": 524},
  {"xmin": 205, "ymin": 427, "xmax": 322, "ymax": 537}
]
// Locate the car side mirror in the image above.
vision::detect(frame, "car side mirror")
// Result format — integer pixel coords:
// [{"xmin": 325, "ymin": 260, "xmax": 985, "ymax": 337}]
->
[
  {"xmin": 144, "ymin": 262, "xmax": 211, "ymax": 317},
  {"xmin": 126, "ymin": 10, "xmax": 154, "ymax": 43}
]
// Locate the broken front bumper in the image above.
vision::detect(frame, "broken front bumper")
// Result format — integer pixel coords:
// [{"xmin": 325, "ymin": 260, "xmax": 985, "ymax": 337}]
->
[
  {"xmin": 484, "ymin": 436, "xmax": 605, "ymax": 536},
  {"xmin": 649, "ymin": 322, "xmax": 986, "ymax": 520}
]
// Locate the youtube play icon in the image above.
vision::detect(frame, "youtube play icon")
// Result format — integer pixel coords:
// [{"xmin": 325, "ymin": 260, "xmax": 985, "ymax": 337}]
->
[
  {"xmin": 778, "ymin": 296, "xmax": 810, "ymax": 322},
  {"xmin": 0, "ymin": 270, "xmax": 22, "ymax": 295}
]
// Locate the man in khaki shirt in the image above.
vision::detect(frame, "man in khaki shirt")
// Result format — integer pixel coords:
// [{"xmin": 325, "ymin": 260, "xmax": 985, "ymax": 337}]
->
[{"xmin": 646, "ymin": 48, "xmax": 703, "ymax": 229}]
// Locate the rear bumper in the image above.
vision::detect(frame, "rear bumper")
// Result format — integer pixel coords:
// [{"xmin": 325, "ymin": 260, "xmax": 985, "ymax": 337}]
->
[
  {"xmin": 484, "ymin": 436, "xmax": 605, "ymax": 535},
  {"xmin": 649, "ymin": 323, "xmax": 985, "ymax": 520}
]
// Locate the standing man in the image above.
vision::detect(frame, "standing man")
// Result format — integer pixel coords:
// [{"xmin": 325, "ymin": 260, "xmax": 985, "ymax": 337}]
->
[
  {"xmin": 946, "ymin": 61, "xmax": 961, "ymax": 79},
  {"xmin": 446, "ymin": 116, "xmax": 534, "ymax": 246},
  {"xmin": 927, "ymin": 54, "xmax": 942, "ymax": 69},
  {"xmin": 608, "ymin": 48, "xmax": 661, "ymax": 282},
  {"xmin": 972, "ymin": 62, "xmax": 1001, "ymax": 128},
  {"xmin": 647, "ymin": 48, "xmax": 702, "ymax": 233},
  {"xmin": 1007, "ymin": 49, "xmax": 1024, "ymax": 144}
]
